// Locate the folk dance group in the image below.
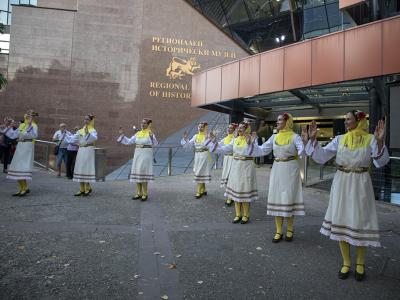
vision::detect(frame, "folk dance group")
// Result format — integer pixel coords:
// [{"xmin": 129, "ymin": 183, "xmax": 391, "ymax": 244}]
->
[{"xmin": 2, "ymin": 109, "xmax": 390, "ymax": 282}]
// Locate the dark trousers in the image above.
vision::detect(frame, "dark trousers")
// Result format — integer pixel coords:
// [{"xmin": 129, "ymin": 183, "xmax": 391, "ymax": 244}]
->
[
  {"xmin": 0, "ymin": 145, "xmax": 11, "ymax": 171},
  {"xmin": 66, "ymin": 150, "xmax": 77, "ymax": 179}
]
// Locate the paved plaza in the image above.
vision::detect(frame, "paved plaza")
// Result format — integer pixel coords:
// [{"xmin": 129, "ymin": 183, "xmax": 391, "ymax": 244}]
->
[{"xmin": 1, "ymin": 167, "xmax": 399, "ymax": 299}]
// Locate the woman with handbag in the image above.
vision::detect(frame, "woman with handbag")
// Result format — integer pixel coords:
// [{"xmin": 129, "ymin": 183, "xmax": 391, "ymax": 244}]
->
[
  {"xmin": 117, "ymin": 118, "xmax": 158, "ymax": 201},
  {"xmin": 65, "ymin": 114, "xmax": 97, "ymax": 196},
  {"xmin": 6, "ymin": 110, "xmax": 39, "ymax": 196}
]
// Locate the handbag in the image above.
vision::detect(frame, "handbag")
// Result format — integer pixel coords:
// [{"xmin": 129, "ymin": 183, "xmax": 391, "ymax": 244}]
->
[
  {"xmin": 53, "ymin": 145, "xmax": 59, "ymax": 155},
  {"xmin": 54, "ymin": 132, "xmax": 66, "ymax": 155}
]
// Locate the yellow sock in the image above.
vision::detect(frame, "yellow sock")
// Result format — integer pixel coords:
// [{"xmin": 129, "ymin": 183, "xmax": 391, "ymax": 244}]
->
[
  {"xmin": 196, "ymin": 183, "xmax": 202, "ymax": 195},
  {"xmin": 274, "ymin": 216, "xmax": 283, "ymax": 239},
  {"xmin": 356, "ymin": 246, "xmax": 366, "ymax": 273},
  {"xmin": 136, "ymin": 183, "xmax": 142, "ymax": 196},
  {"xmin": 142, "ymin": 182, "xmax": 148, "ymax": 196},
  {"xmin": 286, "ymin": 216, "xmax": 294, "ymax": 238},
  {"xmin": 339, "ymin": 241, "xmax": 351, "ymax": 273},
  {"xmin": 79, "ymin": 182, "xmax": 85, "ymax": 192},
  {"xmin": 201, "ymin": 183, "xmax": 206, "ymax": 193},
  {"xmin": 20, "ymin": 180, "xmax": 26, "ymax": 192},
  {"xmin": 24, "ymin": 180, "xmax": 29, "ymax": 192},
  {"xmin": 234, "ymin": 202, "xmax": 241, "ymax": 217},
  {"xmin": 85, "ymin": 183, "xmax": 91, "ymax": 193},
  {"xmin": 242, "ymin": 202, "xmax": 250, "ymax": 218},
  {"xmin": 17, "ymin": 180, "xmax": 23, "ymax": 192}
]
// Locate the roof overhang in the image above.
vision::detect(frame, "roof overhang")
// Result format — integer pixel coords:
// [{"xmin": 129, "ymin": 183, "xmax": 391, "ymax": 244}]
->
[{"xmin": 191, "ymin": 16, "xmax": 400, "ymax": 119}]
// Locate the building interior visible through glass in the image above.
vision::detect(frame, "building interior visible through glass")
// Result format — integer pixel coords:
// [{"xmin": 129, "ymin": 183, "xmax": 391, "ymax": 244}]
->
[{"xmin": 185, "ymin": 0, "xmax": 400, "ymax": 53}]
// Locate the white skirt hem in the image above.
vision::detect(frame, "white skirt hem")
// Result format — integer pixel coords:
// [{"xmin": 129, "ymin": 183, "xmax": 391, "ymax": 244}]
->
[{"xmin": 320, "ymin": 228, "xmax": 381, "ymax": 247}]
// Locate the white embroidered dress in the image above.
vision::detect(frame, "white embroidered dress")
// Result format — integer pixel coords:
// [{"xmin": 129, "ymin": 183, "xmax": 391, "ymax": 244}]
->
[
  {"xmin": 7, "ymin": 124, "xmax": 38, "ymax": 180},
  {"xmin": 252, "ymin": 134, "xmax": 305, "ymax": 217},
  {"xmin": 209, "ymin": 138, "xmax": 257, "ymax": 202},
  {"xmin": 118, "ymin": 133, "xmax": 158, "ymax": 182},
  {"xmin": 306, "ymin": 135, "xmax": 390, "ymax": 247},
  {"xmin": 65, "ymin": 130, "xmax": 98, "ymax": 183},
  {"xmin": 219, "ymin": 136, "xmax": 234, "ymax": 187},
  {"xmin": 181, "ymin": 134, "xmax": 211, "ymax": 183}
]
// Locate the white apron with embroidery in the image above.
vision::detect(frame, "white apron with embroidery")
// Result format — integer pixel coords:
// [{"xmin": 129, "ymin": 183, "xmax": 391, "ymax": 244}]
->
[
  {"xmin": 130, "ymin": 135, "xmax": 154, "ymax": 182},
  {"xmin": 321, "ymin": 144, "xmax": 381, "ymax": 247},
  {"xmin": 224, "ymin": 140, "xmax": 258, "ymax": 203},
  {"xmin": 267, "ymin": 138, "xmax": 305, "ymax": 217}
]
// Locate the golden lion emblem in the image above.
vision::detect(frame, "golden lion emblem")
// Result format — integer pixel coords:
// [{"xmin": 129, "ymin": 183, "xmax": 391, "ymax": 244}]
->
[{"xmin": 166, "ymin": 57, "xmax": 201, "ymax": 80}]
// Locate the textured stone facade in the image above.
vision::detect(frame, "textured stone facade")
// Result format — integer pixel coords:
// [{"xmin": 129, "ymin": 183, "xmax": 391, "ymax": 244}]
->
[{"xmin": 0, "ymin": 0, "xmax": 248, "ymax": 170}]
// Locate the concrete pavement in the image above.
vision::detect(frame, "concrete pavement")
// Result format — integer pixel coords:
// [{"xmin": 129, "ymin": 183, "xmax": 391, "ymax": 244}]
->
[{"xmin": 1, "ymin": 167, "xmax": 399, "ymax": 299}]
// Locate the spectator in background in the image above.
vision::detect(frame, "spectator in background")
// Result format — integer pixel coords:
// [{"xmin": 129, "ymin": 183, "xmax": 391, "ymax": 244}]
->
[
  {"xmin": 255, "ymin": 120, "xmax": 269, "ymax": 166},
  {"xmin": 66, "ymin": 126, "xmax": 79, "ymax": 179},
  {"xmin": 0, "ymin": 117, "xmax": 16, "ymax": 173},
  {"xmin": 53, "ymin": 123, "xmax": 70, "ymax": 177}
]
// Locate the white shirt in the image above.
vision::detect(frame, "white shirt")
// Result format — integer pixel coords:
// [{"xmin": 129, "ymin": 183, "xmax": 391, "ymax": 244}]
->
[{"xmin": 53, "ymin": 130, "xmax": 70, "ymax": 149}]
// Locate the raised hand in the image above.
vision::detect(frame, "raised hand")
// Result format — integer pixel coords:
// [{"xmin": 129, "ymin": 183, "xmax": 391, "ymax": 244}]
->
[
  {"xmin": 374, "ymin": 119, "xmax": 385, "ymax": 143},
  {"xmin": 183, "ymin": 131, "xmax": 188, "ymax": 141},
  {"xmin": 208, "ymin": 131, "xmax": 216, "ymax": 143},
  {"xmin": 301, "ymin": 126, "xmax": 308, "ymax": 144},
  {"xmin": 308, "ymin": 120, "xmax": 318, "ymax": 141}
]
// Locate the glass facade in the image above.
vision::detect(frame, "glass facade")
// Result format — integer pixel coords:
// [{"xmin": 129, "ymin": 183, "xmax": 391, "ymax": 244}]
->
[{"xmin": 186, "ymin": 0, "xmax": 400, "ymax": 54}]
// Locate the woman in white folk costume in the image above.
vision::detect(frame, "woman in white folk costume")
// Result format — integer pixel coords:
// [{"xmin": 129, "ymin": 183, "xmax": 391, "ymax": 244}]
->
[
  {"xmin": 252, "ymin": 113, "xmax": 305, "ymax": 242},
  {"xmin": 208, "ymin": 121, "xmax": 257, "ymax": 224},
  {"xmin": 65, "ymin": 114, "xmax": 97, "ymax": 196},
  {"xmin": 303, "ymin": 110, "xmax": 389, "ymax": 281},
  {"xmin": 219, "ymin": 123, "xmax": 238, "ymax": 206},
  {"xmin": 181, "ymin": 121, "xmax": 211, "ymax": 199},
  {"xmin": 117, "ymin": 118, "xmax": 158, "ymax": 201},
  {"xmin": 6, "ymin": 110, "xmax": 39, "ymax": 196}
]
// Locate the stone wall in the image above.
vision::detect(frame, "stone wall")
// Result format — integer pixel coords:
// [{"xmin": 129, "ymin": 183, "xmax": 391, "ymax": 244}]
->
[{"xmin": 0, "ymin": 0, "xmax": 248, "ymax": 170}]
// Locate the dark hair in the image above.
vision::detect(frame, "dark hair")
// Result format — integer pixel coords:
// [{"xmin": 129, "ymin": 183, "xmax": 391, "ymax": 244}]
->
[
  {"xmin": 26, "ymin": 109, "xmax": 39, "ymax": 117},
  {"xmin": 347, "ymin": 110, "xmax": 357, "ymax": 119},
  {"xmin": 86, "ymin": 114, "xmax": 95, "ymax": 120},
  {"xmin": 240, "ymin": 121, "xmax": 250, "ymax": 128},
  {"xmin": 346, "ymin": 110, "xmax": 366, "ymax": 121},
  {"xmin": 143, "ymin": 118, "xmax": 152, "ymax": 125}
]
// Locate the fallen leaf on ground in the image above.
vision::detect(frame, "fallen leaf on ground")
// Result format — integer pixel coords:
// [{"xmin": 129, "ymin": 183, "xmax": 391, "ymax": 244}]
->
[
  {"xmin": 161, "ymin": 256, "xmax": 165, "ymax": 258},
  {"xmin": 16, "ymin": 245, "xmax": 25, "ymax": 250},
  {"xmin": 197, "ymin": 280, "xmax": 203, "ymax": 284},
  {"xmin": 134, "ymin": 274, "xmax": 140, "ymax": 279},
  {"xmin": 256, "ymin": 247, "xmax": 262, "ymax": 251},
  {"xmin": 167, "ymin": 263, "xmax": 177, "ymax": 269},
  {"xmin": 161, "ymin": 295, "xmax": 169, "ymax": 299},
  {"xmin": 176, "ymin": 254, "xmax": 182, "ymax": 258},
  {"xmin": 154, "ymin": 252, "xmax": 160, "ymax": 255},
  {"xmin": 99, "ymin": 240, "xmax": 106, "ymax": 244}
]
